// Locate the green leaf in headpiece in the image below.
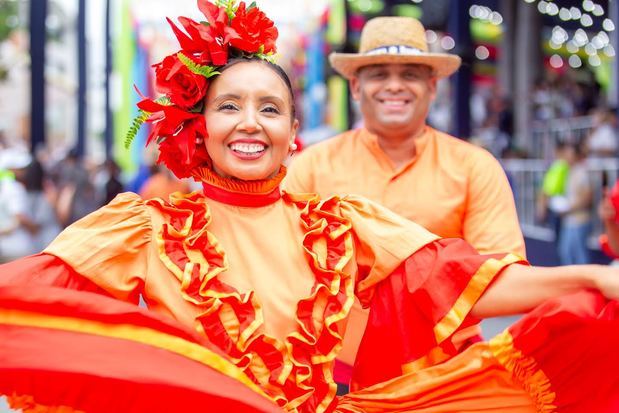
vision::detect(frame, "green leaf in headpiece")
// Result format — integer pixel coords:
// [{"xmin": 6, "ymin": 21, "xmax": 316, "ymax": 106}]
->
[
  {"xmin": 124, "ymin": 110, "xmax": 151, "ymax": 149},
  {"xmin": 257, "ymin": 52, "xmax": 276, "ymax": 64},
  {"xmin": 178, "ymin": 52, "xmax": 220, "ymax": 78},
  {"xmin": 214, "ymin": 0, "xmax": 237, "ymax": 18},
  {"xmin": 124, "ymin": 96, "xmax": 172, "ymax": 149}
]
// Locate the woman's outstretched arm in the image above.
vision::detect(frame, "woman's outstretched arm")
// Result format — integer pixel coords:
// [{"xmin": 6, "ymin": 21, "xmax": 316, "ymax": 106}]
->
[{"xmin": 471, "ymin": 263, "xmax": 618, "ymax": 318}]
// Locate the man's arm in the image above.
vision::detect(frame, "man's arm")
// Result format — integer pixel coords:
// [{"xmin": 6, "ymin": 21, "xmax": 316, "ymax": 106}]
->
[{"xmin": 462, "ymin": 151, "xmax": 526, "ymax": 257}]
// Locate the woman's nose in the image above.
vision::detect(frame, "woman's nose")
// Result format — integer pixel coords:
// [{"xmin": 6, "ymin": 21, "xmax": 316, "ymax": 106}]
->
[{"xmin": 237, "ymin": 109, "xmax": 262, "ymax": 133}]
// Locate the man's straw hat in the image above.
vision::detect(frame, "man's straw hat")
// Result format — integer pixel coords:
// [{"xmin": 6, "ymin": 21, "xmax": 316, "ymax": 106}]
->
[{"xmin": 329, "ymin": 16, "xmax": 462, "ymax": 79}]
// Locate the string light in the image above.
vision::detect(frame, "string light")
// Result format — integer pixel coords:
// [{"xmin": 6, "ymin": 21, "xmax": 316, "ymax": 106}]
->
[
  {"xmin": 566, "ymin": 41, "xmax": 579, "ymax": 54},
  {"xmin": 440, "ymin": 36, "xmax": 455, "ymax": 50},
  {"xmin": 520, "ymin": 0, "xmax": 616, "ymax": 71},
  {"xmin": 604, "ymin": 44, "xmax": 616, "ymax": 57},
  {"xmin": 568, "ymin": 55, "xmax": 582, "ymax": 68},
  {"xmin": 475, "ymin": 45, "xmax": 490, "ymax": 60},
  {"xmin": 546, "ymin": 3, "xmax": 559, "ymax": 16},
  {"xmin": 580, "ymin": 13, "xmax": 593, "ymax": 27},
  {"xmin": 603, "ymin": 18, "xmax": 615, "ymax": 31},
  {"xmin": 570, "ymin": 7, "xmax": 582, "ymax": 20},
  {"xmin": 592, "ymin": 4, "xmax": 604, "ymax": 17},
  {"xmin": 469, "ymin": 5, "xmax": 503, "ymax": 26},
  {"xmin": 584, "ymin": 43, "xmax": 597, "ymax": 56},
  {"xmin": 425, "ymin": 30, "xmax": 438, "ymax": 44},
  {"xmin": 588, "ymin": 54, "xmax": 601, "ymax": 66},
  {"xmin": 549, "ymin": 54, "xmax": 564, "ymax": 69}
]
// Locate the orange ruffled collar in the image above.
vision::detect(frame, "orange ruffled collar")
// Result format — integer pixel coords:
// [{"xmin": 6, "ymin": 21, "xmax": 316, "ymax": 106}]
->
[{"xmin": 192, "ymin": 165, "xmax": 287, "ymax": 207}]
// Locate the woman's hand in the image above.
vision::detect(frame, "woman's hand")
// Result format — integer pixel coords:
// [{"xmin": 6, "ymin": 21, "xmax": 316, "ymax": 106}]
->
[{"xmin": 591, "ymin": 265, "xmax": 619, "ymax": 300}]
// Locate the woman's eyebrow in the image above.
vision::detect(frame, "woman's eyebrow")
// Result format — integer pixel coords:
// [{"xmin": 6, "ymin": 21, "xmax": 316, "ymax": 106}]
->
[
  {"xmin": 259, "ymin": 96, "xmax": 285, "ymax": 103},
  {"xmin": 212, "ymin": 93, "xmax": 242, "ymax": 103}
]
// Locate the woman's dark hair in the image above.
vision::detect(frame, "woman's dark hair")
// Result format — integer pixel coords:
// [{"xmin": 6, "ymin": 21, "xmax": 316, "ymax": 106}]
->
[{"xmin": 214, "ymin": 57, "xmax": 296, "ymax": 120}]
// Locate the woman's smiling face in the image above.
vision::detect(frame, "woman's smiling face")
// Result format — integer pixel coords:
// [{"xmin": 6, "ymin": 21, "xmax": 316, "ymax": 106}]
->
[{"xmin": 203, "ymin": 61, "xmax": 299, "ymax": 181}]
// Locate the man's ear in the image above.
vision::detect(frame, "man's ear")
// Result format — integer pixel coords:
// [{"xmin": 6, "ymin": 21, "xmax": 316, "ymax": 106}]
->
[
  {"xmin": 350, "ymin": 75, "xmax": 361, "ymax": 101},
  {"xmin": 428, "ymin": 77, "xmax": 438, "ymax": 101}
]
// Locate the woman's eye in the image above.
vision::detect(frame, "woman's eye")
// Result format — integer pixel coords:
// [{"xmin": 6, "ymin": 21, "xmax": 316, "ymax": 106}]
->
[
  {"xmin": 262, "ymin": 106, "xmax": 280, "ymax": 114},
  {"xmin": 218, "ymin": 103, "xmax": 238, "ymax": 111}
]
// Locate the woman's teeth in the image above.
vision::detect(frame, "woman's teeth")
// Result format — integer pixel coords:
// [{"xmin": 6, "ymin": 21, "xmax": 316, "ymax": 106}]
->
[{"xmin": 229, "ymin": 143, "xmax": 266, "ymax": 154}]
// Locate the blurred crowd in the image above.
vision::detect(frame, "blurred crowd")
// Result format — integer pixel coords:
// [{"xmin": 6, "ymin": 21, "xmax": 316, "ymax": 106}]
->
[
  {"xmin": 469, "ymin": 73, "xmax": 611, "ymax": 159},
  {"xmin": 0, "ymin": 136, "xmax": 196, "ymax": 263}
]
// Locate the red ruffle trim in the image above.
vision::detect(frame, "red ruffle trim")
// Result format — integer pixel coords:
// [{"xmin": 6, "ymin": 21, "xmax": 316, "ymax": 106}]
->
[{"xmin": 490, "ymin": 291, "xmax": 619, "ymax": 412}]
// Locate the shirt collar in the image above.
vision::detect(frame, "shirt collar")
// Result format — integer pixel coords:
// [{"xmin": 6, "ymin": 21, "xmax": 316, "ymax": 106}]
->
[{"xmin": 359, "ymin": 126, "xmax": 432, "ymax": 173}]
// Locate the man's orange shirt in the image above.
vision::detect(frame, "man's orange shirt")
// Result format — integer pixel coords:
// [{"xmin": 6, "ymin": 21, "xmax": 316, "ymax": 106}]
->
[
  {"xmin": 286, "ymin": 127, "xmax": 526, "ymax": 370},
  {"xmin": 286, "ymin": 126, "xmax": 525, "ymax": 257}
]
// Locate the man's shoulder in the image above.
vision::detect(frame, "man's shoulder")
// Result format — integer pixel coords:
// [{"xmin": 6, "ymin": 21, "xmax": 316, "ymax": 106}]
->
[
  {"xmin": 295, "ymin": 129, "xmax": 362, "ymax": 162},
  {"xmin": 308, "ymin": 129, "xmax": 361, "ymax": 151},
  {"xmin": 432, "ymin": 128, "xmax": 501, "ymax": 165}
]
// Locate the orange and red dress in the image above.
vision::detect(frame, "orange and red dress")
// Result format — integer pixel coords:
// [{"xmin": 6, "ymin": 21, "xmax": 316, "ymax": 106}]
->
[{"xmin": 1, "ymin": 166, "xmax": 618, "ymax": 412}]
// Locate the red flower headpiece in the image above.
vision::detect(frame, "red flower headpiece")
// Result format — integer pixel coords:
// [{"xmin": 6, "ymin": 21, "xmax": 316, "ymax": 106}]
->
[{"xmin": 125, "ymin": 0, "xmax": 279, "ymax": 179}]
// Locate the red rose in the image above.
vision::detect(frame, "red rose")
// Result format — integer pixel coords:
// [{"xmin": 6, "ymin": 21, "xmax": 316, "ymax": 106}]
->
[
  {"xmin": 154, "ymin": 54, "xmax": 208, "ymax": 109},
  {"xmin": 196, "ymin": 1, "xmax": 242, "ymax": 65},
  {"xmin": 157, "ymin": 131, "xmax": 211, "ymax": 179},
  {"xmin": 167, "ymin": 15, "xmax": 238, "ymax": 66},
  {"xmin": 167, "ymin": 17, "xmax": 213, "ymax": 64},
  {"xmin": 138, "ymin": 99, "xmax": 208, "ymax": 177},
  {"xmin": 229, "ymin": 3, "xmax": 278, "ymax": 54}
]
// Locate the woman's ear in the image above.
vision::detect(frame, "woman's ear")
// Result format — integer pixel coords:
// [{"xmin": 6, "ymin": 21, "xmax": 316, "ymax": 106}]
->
[
  {"xmin": 289, "ymin": 119, "xmax": 300, "ymax": 154},
  {"xmin": 292, "ymin": 118, "xmax": 300, "ymax": 135}
]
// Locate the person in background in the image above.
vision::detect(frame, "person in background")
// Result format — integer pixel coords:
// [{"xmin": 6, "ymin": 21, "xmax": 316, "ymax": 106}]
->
[
  {"xmin": 554, "ymin": 141, "xmax": 593, "ymax": 265},
  {"xmin": 138, "ymin": 164, "xmax": 191, "ymax": 200},
  {"xmin": 0, "ymin": 148, "xmax": 37, "ymax": 262},
  {"xmin": 598, "ymin": 177, "xmax": 619, "ymax": 259},
  {"xmin": 21, "ymin": 158, "xmax": 61, "ymax": 252},
  {"xmin": 50, "ymin": 149, "xmax": 99, "ymax": 227},
  {"xmin": 536, "ymin": 140, "xmax": 570, "ymax": 242},
  {"xmin": 586, "ymin": 108, "xmax": 618, "ymax": 158},
  {"xmin": 101, "ymin": 159, "xmax": 124, "ymax": 206}
]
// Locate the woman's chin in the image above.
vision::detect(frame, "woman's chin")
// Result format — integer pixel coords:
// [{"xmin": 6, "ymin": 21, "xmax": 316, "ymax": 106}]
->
[
  {"xmin": 228, "ymin": 167, "xmax": 277, "ymax": 181},
  {"xmin": 212, "ymin": 158, "xmax": 282, "ymax": 181}
]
